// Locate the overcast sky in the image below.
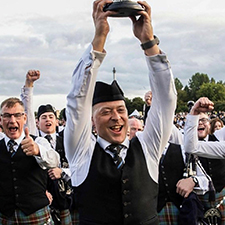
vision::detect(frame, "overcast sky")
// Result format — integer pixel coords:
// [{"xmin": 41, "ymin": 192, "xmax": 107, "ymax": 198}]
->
[{"xmin": 0, "ymin": 0, "xmax": 225, "ymax": 111}]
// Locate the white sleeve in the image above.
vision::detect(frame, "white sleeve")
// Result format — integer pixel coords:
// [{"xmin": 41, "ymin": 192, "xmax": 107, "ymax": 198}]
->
[
  {"xmin": 20, "ymin": 86, "xmax": 38, "ymax": 136},
  {"xmin": 64, "ymin": 44, "xmax": 106, "ymax": 186},
  {"xmin": 184, "ymin": 114, "xmax": 225, "ymax": 159},
  {"xmin": 137, "ymin": 52, "xmax": 177, "ymax": 183},
  {"xmin": 169, "ymin": 124, "xmax": 184, "ymax": 145},
  {"xmin": 34, "ymin": 136, "xmax": 60, "ymax": 169}
]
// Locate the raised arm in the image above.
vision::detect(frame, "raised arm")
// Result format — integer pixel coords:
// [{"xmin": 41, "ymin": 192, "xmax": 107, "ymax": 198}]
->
[
  {"xmin": 184, "ymin": 97, "xmax": 225, "ymax": 159},
  {"xmin": 21, "ymin": 70, "xmax": 40, "ymax": 135},
  {"xmin": 130, "ymin": 1, "xmax": 160, "ymax": 56},
  {"xmin": 64, "ymin": 0, "xmax": 114, "ymax": 185},
  {"xmin": 129, "ymin": 1, "xmax": 177, "ymax": 182},
  {"xmin": 184, "ymin": 97, "xmax": 213, "ymax": 156}
]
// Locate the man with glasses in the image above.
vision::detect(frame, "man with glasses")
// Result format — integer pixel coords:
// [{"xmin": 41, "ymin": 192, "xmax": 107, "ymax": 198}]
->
[
  {"xmin": 0, "ymin": 97, "xmax": 60, "ymax": 224},
  {"xmin": 185, "ymin": 97, "xmax": 225, "ymax": 158},
  {"xmin": 184, "ymin": 97, "xmax": 225, "ymax": 224}
]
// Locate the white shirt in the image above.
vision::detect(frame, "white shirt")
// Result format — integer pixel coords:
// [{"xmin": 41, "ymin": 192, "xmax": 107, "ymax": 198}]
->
[
  {"xmin": 4, "ymin": 131, "xmax": 60, "ymax": 169},
  {"xmin": 64, "ymin": 44, "xmax": 177, "ymax": 186},
  {"xmin": 39, "ymin": 130, "xmax": 57, "ymax": 149},
  {"xmin": 162, "ymin": 143, "xmax": 209, "ymax": 194},
  {"xmin": 184, "ymin": 114, "xmax": 225, "ymax": 159}
]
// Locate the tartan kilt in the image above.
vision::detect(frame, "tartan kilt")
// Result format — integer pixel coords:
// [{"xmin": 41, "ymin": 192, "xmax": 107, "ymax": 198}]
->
[
  {"xmin": 158, "ymin": 202, "xmax": 180, "ymax": 225},
  {"xmin": 59, "ymin": 209, "xmax": 72, "ymax": 225},
  {"xmin": 70, "ymin": 209, "xmax": 79, "ymax": 225},
  {"xmin": 198, "ymin": 187, "xmax": 225, "ymax": 223},
  {"xmin": 0, "ymin": 206, "xmax": 53, "ymax": 225}
]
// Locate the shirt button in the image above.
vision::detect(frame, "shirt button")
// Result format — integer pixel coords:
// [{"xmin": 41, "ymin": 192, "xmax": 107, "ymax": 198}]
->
[{"xmin": 124, "ymin": 214, "xmax": 129, "ymax": 218}]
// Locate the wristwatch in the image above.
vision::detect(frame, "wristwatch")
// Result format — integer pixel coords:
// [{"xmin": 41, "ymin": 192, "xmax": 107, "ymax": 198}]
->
[
  {"xmin": 191, "ymin": 176, "xmax": 199, "ymax": 187},
  {"xmin": 141, "ymin": 35, "xmax": 160, "ymax": 50}
]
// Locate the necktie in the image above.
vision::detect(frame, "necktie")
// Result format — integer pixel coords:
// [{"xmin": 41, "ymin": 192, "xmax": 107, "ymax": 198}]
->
[
  {"xmin": 107, "ymin": 144, "xmax": 124, "ymax": 169},
  {"xmin": 8, "ymin": 140, "xmax": 17, "ymax": 157},
  {"xmin": 45, "ymin": 135, "xmax": 54, "ymax": 148}
]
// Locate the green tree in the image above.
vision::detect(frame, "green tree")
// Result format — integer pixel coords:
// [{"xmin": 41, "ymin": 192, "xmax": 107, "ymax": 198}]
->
[
  {"xmin": 196, "ymin": 82, "xmax": 225, "ymax": 102},
  {"xmin": 125, "ymin": 97, "xmax": 132, "ymax": 114},
  {"xmin": 125, "ymin": 97, "xmax": 144, "ymax": 115},
  {"xmin": 175, "ymin": 78, "xmax": 183, "ymax": 91},
  {"xmin": 188, "ymin": 73, "xmax": 210, "ymax": 100}
]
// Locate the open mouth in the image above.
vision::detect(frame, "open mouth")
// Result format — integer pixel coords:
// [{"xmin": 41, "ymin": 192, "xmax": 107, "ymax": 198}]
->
[
  {"xmin": 9, "ymin": 127, "xmax": 18, "ymax": 132},
  {"xmin": 198, "ymin": 127, "xmax": 204, "ymax": 131},
  {"xmin": 46, "ymin": 123, "xmax": 52, "ymax": 128},
  {"xmin": 110, "ymin": 125, "xmax": 123, "ymax": 132}
]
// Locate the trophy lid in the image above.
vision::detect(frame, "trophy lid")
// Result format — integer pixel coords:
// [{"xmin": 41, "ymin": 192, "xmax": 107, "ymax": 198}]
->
[{"xmin": 103, "ymin": 0, "xmax": 144, "ymax": 17}]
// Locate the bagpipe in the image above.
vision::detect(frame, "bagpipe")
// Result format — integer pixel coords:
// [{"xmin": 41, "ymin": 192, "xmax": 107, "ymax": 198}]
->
[{"xmin": 179, "ymin": 154, "xmax": 222, "ymax": 225}]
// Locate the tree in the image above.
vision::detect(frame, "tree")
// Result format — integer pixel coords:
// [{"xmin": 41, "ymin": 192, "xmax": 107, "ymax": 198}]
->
[
  {"xmin": 175, "ymin": 78, "xmax": 183, "ymax": 91},
  {"xmin": 125, "ymin": 97, "xmax": 132, "ymax": 114},
  {"xmin": 196, "ymin": 82, "xmax": 225, "ymax": 102},
  {"xmin": 188, "ymin": 73, "xmax": 210, "ymax": 100},
  {"xmin": 125, "ymin": 97, "xmax": 144, "ymax": 115}
]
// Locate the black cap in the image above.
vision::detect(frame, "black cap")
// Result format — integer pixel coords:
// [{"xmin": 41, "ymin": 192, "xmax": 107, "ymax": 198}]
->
[
  {"xmin": 92, "ymin": 80, "xmax": 125, "ymax": 106},
  {"xmin": 37, "ymin": 104, "xmax": 56, "ymax": 119}
]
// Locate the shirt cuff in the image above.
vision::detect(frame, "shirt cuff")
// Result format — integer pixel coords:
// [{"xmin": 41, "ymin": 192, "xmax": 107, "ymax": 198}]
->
[
  {"xmin": 81, "ymin": 44, "xmax": 106, "ymax": 67},
  {"xmin": 145, "ymin": 51, "xmax": 171, "ymax": 72}
]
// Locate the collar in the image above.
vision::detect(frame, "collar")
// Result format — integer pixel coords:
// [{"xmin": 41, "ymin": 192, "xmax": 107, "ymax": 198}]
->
[
  {"xmin": 97, "ymin": 135, "xmax": 129, "ymax": 150},
  {"xmin": 4, "ymin": 131, "xmax": 25, "ymax": 146},
  {"xmin": 199, "ymin": 134, "xmax": 209, "ymax": 142},
  {"xmin": 39, "ymin": 130, "xmax": 56, "ymax": 141}
]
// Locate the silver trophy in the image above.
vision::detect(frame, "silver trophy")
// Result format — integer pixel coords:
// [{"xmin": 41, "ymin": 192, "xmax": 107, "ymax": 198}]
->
[{"xmin": 103, "ymin": 0, "xmax": 144, "ymax": 17}]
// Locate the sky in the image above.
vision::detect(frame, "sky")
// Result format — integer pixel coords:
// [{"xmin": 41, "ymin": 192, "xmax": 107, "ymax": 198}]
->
[{"xmin": 0, "ymin": 0, "xmax": 225, "ymax": 111}]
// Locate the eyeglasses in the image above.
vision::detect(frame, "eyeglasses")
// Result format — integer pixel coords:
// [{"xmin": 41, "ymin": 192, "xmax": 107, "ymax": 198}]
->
[
  {"xmin": 199, "ymin": 118, "xmax": 209, "ymax": 124},
  {"xmin": 1, "ymin": 113, "xmax": 25, "ymax": 120}
]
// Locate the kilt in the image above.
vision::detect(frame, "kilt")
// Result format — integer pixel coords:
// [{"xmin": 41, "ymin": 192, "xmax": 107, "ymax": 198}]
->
[
  {"xmin": 0, "ymin": 206, "xmax": 53, "ymax": 225},
  {"xmin": 60, "ymin": 209, "xmax": 72, "ymax": 225},
  {"xmin": 198, "ymin": 187, "xmax": 225, "ymax": 224},
  {"xmin": 70, "ymin": 209, "xmax": 79, "ymax": 225},
  {"xmin": 158, "ymin": 202, "xmax": 180, "ymax": 225}
]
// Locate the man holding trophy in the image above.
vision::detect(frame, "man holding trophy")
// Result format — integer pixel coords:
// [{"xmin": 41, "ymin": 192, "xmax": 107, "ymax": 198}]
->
[{"xmin": 64, "ymin": 0, "xmax": 177, "ymax": 224}]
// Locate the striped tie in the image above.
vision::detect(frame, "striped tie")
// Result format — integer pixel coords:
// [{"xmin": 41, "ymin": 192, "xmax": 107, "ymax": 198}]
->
[
  {"xmin": 45, "ymin": 135, "xmax": 54, "ymax": 148},
  {"xmin": 107, "ymin": 144, "xmax": 124, "ymax": 169},
  {"xmin": 8, "ymin": 140, "xmax": 17, "ymax": 157}
]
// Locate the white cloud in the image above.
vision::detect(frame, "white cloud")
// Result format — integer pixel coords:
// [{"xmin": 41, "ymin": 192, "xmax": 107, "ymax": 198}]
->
[{"xmin": 0, "ymin": 0, "xmax": 225, "ymax": 110}]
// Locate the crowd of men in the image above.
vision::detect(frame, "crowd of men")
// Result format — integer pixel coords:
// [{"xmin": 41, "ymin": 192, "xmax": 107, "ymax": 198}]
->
[{"xmin": 0, "ymin": 0, "xmax": 225, "ymax": 225}]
